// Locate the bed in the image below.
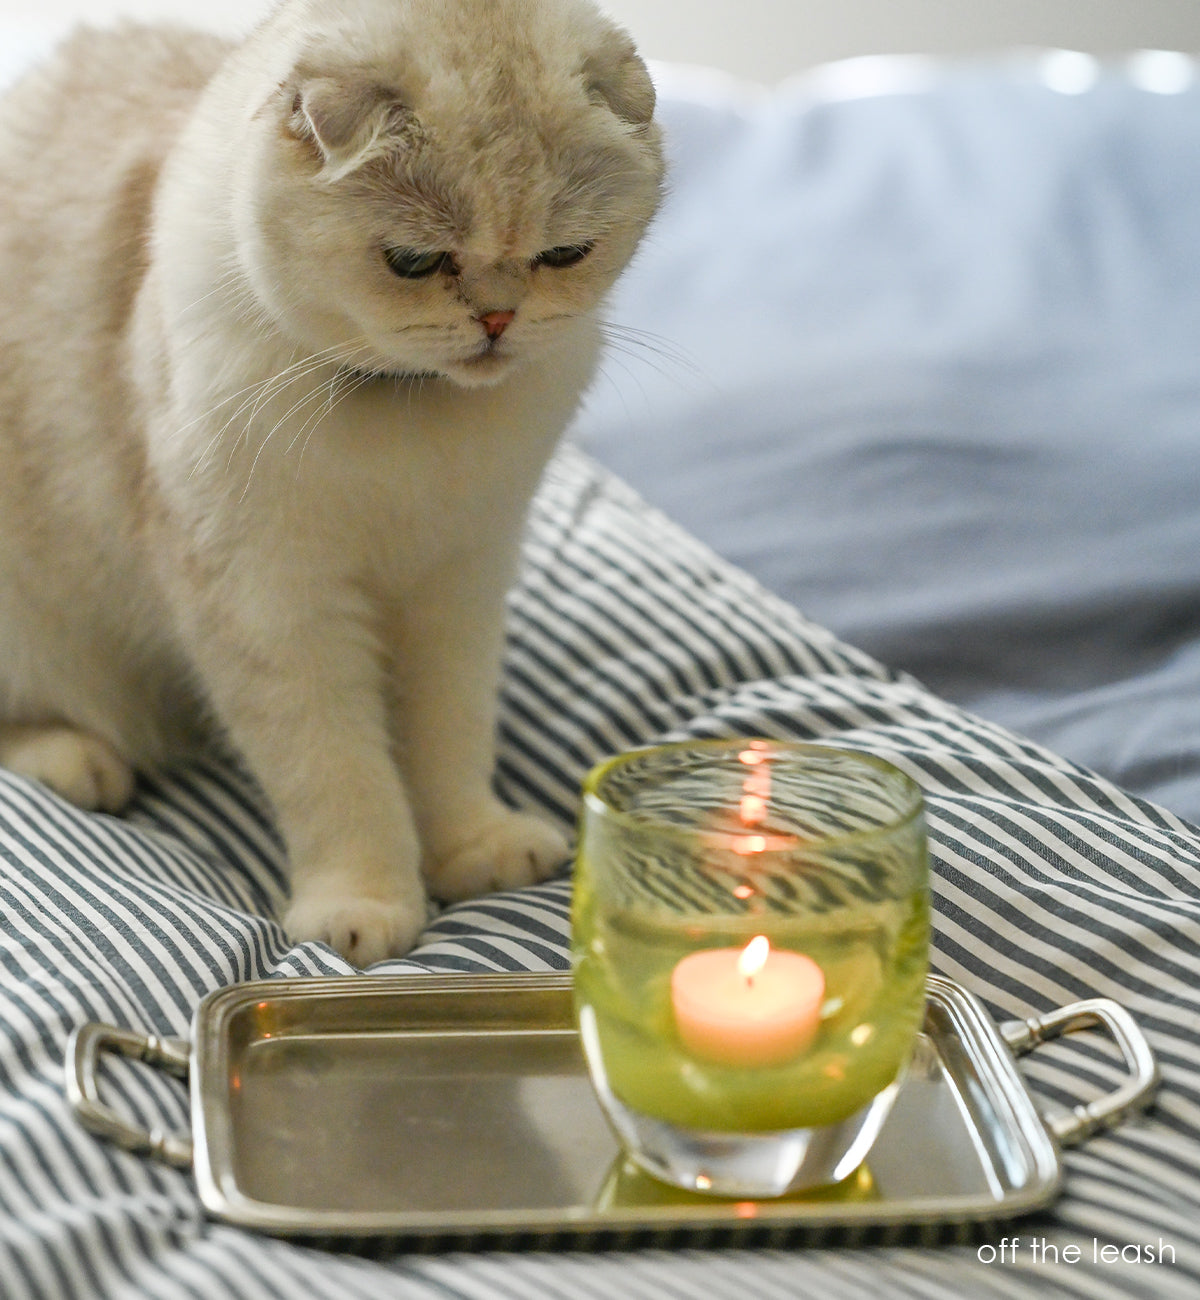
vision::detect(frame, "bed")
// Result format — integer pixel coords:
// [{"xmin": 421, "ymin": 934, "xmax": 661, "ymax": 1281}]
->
[{"xmin": 2, "ymin": 22, "xmax": 1199, "ymax": 1299}]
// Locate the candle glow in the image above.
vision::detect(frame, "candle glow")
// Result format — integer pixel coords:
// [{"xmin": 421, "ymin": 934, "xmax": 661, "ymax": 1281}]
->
[
  {"xmin": 740, "ymin": 793, "xmax": 768, "ymax": 824},
  {"xmin": 734, "ymin": 750, "xmax": 772, "ymax": 854}
]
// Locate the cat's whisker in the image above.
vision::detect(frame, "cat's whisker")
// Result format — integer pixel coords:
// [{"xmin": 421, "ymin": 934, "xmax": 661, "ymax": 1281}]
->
[
  {"xmin": 221, "ymin": 343, "xmax": 362, "ymax": 434},
  {"xmin": 172, "ymin": 263, "xmax": 245, "ymax": 321},
  {"xmin": 283, "ymin": 378, "xmax": 342, "ymax": 458},
  {"xmin": 238, "ymin": 350, "xmax": 372, "ymax": 497},
  {"xmin": 600, "ymin": 321, "xmax": 704, "ymax": 385},
  {"xmin": 204, "ymin": 358, "xmax": 325, "ymax": 473},
  {"xmin": 291, "ymin": 366, "xmax": 377, "ymax": 476},
  {"xmin": 282, "ymin": 353, "xmax": 369, "ymax": 457},
  {"xmin": 588, "ymin": 362, "xmax": 638, "ymax": 429},
  {"xmin": 240, "ymin": 351, "xmax": 326, "ymax": 433},
  {"xmin": 594, "ymin": 347, "xmax": 656, "ymax": 418},
  {"xmin": 188, "ymin": 342, "xmax": 370, "ymax": 479},
  {"xmin": 180, "ymin": 339, "xmax": 355, "ymax": 443},
  {"xmin": 235, "ymin": 377, "xmax": 345, "ymax": 501},
  {"xmin": 600, "ymin": 327, "xmax": 717, "ymax": 406}
]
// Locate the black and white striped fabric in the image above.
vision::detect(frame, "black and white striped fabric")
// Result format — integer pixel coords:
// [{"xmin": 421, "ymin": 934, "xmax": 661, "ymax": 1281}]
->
[{"xmin": 2, "ymin": 445, "xmax": 1198, "ymax": 1299}]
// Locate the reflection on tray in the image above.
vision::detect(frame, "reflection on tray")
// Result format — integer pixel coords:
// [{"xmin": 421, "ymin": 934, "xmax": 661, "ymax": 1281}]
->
[{"xmin": 595, "ymin": 1156, "xmax": 879, "ymax": 1212}]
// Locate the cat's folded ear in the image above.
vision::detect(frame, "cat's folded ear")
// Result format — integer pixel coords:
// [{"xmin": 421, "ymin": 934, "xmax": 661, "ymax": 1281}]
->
[
  {"xmin": 288, "ymin": 78, "xmax": 419, "ymax": 182},
  {"xmin": 582, "ymin": 29, "xmax": 656, "ymax": 128}
]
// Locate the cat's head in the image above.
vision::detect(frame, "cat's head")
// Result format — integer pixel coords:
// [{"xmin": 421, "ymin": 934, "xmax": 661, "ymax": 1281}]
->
[{"xmin": 231, "ymin": 0, "xmax": 663, "ymax": 388}]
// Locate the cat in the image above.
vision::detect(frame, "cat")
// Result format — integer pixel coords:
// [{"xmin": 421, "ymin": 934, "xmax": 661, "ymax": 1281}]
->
[{"xmin": 0, "ymin": 0, "xmax": 663, "ymax": 964}]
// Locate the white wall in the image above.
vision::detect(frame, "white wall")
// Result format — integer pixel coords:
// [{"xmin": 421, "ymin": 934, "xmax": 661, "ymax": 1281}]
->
[
  {"xmin": 603, "ymin": 0, "xmax": 1200, "ymax": 82},
  {"xmin": 4, "ymin": 0, "xmax": 1200, "ymax": 82}
]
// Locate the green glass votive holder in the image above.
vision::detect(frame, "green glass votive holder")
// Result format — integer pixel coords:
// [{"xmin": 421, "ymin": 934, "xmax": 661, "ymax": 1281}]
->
[{"xmin": 571, "ymin": 739, "xmax": 930, "ymax": 1198}]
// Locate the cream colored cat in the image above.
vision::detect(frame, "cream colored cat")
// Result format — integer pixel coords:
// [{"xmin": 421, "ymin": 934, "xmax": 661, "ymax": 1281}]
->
[{"xmin": 0, "ymin": 0, "xmax": 663, "ymax": 963}]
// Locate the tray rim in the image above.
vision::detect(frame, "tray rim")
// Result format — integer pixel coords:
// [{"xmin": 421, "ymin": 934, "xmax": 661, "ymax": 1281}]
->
[{"xmin": 187, "ymin": 971, "xmax": 1064, "ymax": 1238}]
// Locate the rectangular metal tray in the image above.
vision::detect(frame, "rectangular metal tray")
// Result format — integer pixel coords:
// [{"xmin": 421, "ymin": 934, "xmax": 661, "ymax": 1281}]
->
[{"xmin": 67, "ymin": 973, "xmax": 1157, "ymax": 1243}]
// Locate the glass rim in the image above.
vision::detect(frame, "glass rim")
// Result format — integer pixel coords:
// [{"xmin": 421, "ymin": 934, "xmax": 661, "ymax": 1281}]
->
[{"xmin": 580, "ymin": 738, "xmax": 926, "ymax": 854}]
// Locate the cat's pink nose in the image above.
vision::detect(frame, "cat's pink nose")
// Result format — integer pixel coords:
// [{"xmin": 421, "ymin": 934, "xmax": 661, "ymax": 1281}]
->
[{"xmin": 477, "ymin": 309, "xmax": 515, "ymax": 340}]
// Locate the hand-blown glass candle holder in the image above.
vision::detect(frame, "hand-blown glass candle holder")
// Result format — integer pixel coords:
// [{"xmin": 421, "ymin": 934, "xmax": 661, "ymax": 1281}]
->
[{"xmin": 571, "ymin": 739, "xmax": 930, "ymax": 1198}]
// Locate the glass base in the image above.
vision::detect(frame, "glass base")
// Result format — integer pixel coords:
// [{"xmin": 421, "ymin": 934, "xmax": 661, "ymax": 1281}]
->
[{"xmin": 589, "ymin": 1067, "xmax": 901, "ymax": 1199}]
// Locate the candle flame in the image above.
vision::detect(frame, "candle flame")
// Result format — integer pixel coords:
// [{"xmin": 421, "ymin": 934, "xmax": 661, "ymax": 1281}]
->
[{"xmin": 738, "ymin": 935, "xmax": 770, "ymax": 983}]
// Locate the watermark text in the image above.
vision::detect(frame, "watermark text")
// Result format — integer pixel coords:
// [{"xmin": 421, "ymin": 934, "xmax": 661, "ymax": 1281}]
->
[{"xmin": 977, "ymin": 1236, "xmax": 1176, "ymax": 1266}]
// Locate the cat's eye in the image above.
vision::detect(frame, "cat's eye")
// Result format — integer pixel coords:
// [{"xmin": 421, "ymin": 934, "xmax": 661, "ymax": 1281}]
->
[
  {"xmin": 384, "ymin": 247, "xmax": 449, "ymax": 279},
  {"xmin": 534, "ymin": 243, "xmax": 594, "ymax": 269}
]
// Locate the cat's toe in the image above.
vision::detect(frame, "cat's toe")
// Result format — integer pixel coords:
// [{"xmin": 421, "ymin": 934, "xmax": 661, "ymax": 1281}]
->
[
  {"xmin": 284, "ymin": 891, "xmax": 428, "ymax": 966},
  {"xmin": 0, "ymin": 725, "xmax": 135, "ymax": 812},
  {"xmin": 426, "ymin": 812, "xmax": 570, "ymax": 903}
]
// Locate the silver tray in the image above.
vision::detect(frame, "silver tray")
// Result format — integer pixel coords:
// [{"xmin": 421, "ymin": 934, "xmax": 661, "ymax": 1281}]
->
[{"xmin": 65, "ymin": 974, "xmax": 1158, "ymax": 1243}]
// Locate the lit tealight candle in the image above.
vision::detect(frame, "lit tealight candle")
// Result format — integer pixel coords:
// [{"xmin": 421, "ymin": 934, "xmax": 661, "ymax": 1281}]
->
[{"xmin": 670, "ymin": 935, "xmax": 826, "ymax": 1067}]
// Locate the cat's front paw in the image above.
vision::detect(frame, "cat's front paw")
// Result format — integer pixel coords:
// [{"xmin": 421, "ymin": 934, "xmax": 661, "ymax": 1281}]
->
[
  {"xmin": 0, "ymin": 724, "xmax": 135, "ymax": 812},
  {"xmin": 425, "ymin": 811, "xmax": 570, "ymax": 903},
  {"xmin": 284, "ymin": 886, "xmax": 428, "ymax": 966}
]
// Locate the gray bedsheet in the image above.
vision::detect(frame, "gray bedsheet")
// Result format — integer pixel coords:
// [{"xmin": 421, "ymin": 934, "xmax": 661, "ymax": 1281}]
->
[
  {"xmin": 4, "ymin": 446, "xmax": 1199, "ymax": 1298},
  {"xmin": 579, "ymin": 56, "xmax": 1200, "ymax": 825}
]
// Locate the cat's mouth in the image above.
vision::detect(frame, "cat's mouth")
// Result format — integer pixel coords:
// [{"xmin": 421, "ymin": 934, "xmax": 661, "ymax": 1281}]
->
[
  {"xmin": 340, "ymin": 354, "xmax": 515, "ymax": 390},
  {"xmin": 445, "ymin": 341, "xmax": 520, "ymax": 386},
  {"xmin": 340, "ymin": 364, "xmax": 442, "ymax": 384},
  {"xmin": 342, "ymin": 336, "xmax": 520, "ymax": 390}
]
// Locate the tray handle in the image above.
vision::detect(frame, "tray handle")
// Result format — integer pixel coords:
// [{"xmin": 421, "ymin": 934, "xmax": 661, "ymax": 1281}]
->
[
  {"xmin": 999, "ymin": 998, "xmax": 1160, "ymax": 1147},
  {"xmin": 65, "ymin": 1022, "xmax": 194, "ymax": 1169}
]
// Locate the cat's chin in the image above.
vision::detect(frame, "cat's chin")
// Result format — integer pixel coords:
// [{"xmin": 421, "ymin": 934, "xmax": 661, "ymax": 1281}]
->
[
  {"xmin": 339, "ymin": 353, "xmax": 517, "ymax": 388},
  {"xmin": 346, "ymin": 346, "xmax": 520, "ymax": 390},
  {"xmin": 440, "ymin": 351, "xmax": 522, "ymax": 389}
]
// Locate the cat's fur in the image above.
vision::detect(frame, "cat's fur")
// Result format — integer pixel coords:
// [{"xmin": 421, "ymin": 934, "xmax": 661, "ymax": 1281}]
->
[{"xmin": 0, "ymin": 0, "xmax": 663, "ymax": 963}]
